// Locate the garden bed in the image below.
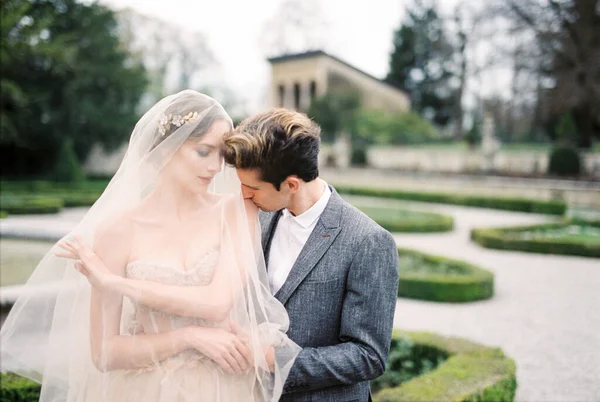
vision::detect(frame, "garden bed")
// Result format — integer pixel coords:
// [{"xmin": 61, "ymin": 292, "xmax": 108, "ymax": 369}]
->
[
  {"xmin": 471, "ymin": 220, "xmax": 600, "ymax": 258},
  {"xmin": 397, "ymin": 248, "xmax": 494, "ymax": 302},
  {"xmin": 373, "ymin": 330, "xmax": 517, "ymax": 402},
  {"xmin": 337, "ymin": 185, "xmax": 566, "ymax": 215},
  {"xmin": 357, "ymin": 206, "xmax": 454, "ymax": 233}
]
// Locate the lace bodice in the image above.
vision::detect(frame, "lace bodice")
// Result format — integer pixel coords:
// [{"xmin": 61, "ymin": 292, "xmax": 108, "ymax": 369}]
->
[
  {"xmin": 125, "ymin": 246, "xmax": 220, "ymax": 286},
  {"xmin": 124, "ymin": 246, "xmax": 221, "ymax": 332}
]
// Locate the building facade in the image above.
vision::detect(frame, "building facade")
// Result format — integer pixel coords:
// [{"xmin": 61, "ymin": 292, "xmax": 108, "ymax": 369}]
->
[{"xmin": 268, "ymin": 50, "xmax": 410, "ymax": 113}]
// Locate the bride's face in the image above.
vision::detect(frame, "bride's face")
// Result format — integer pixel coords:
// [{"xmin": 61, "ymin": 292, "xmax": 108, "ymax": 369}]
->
[{"xmin": 164, "ymin": 120, "xmax": 230, "ymax": 194}]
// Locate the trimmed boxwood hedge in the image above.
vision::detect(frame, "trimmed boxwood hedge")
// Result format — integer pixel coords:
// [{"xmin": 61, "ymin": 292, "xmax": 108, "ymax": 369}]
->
[
  {"xmin": 374, "ymin": 330, "xmax": 517, "ymax": 402},
  {"xmin": 0, "ymin": 331, "xmax": 516, "ymax": 402},
  {"xmin": 0, "ymin": 373, "xmax": 40, "ymax": 401},
  {"xmin": 358, "ymin": 206, "xmax": 454, "ymax": 233},
  {"xmin": 336, "ymin": 185, "xmax": 566, "ymax": 216},
  {"xmin": 0, "ymin": 191, "xmax": 102, "ymax": 217},
  {"xmin": 398, "ymin": 248, "xmax": 494, "ymax": 302},
  {"xmin": 0, "ymin": 195, "xmax": 63, "ymax": 215},
  {"xmin": 471, "ymin": 220, "xmax": 600, "ymax": 258},
  {"xmin": 59, "ymin": 192, "xmax": 102, "ymax": 207},
  {"xmin": 0, "ymin": 179, "xmax": 109, "ymax": 193},
  {"xmin": 0, "ymin": 180, "xmax": 108, "ymax": 215}
]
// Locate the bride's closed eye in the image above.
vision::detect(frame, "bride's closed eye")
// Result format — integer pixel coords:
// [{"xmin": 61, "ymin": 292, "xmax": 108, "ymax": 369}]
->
[{"xmin": 196, "ymin": 148, "xmax": 210, "ymax": 157}]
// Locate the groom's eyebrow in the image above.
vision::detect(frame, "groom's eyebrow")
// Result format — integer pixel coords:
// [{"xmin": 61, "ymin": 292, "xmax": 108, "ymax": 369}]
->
[{"xmin": 242, "ymin": 183, "xmax": 260, "ymax": 190}]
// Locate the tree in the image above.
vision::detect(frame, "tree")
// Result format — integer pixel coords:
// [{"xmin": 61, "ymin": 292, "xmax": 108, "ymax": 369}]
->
[
  {"xmin": 500, "ymin": 0, "xmax": 600, "ymax": 148},
  {"xmin": 386, "ymin": 0, "xmax": 454, "ymax": 127},
  {"xmin": 0, "ymin": 0, "xmax": 148, "ymax": 177},
  {"xmin": 306, "ymin": 91, "xmax": 361, "ymax": 143},
  {"xmin": 116, "ymin": 9, "xmax": 216, "ymax": 99},
  {"xmin": 260, "ymin": 0, "xmax": 328, "ymax": 57}
]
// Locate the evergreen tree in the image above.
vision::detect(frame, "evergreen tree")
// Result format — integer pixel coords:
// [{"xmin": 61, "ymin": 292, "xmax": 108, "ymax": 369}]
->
[
  {"xmin": 0, "ymin": 0, "xmax": 148, "ymax": 177},
  {"xmin": 386, "ymin": 0, "xmax": 454, "ymax": 127}
]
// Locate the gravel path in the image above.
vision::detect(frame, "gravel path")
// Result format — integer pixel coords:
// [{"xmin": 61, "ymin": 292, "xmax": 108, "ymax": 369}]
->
[
  {"xmin": 345, "ymin": 196, "xmax": 600, "ymax": 402},
  {"xmin": 2, "ymin": 202, "xmax": 599, "ymax": 400}
]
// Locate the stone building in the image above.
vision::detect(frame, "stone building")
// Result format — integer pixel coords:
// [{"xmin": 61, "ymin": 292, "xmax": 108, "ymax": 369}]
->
[{"xmin": 268, "ymin": 50, "xmax": 410, "ymax": 112}]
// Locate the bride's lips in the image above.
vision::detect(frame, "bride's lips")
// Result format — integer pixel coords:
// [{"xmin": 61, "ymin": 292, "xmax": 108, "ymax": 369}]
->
[{"xmin": 198, "ymin": 176, "xmax": 213, "ymax": 184}]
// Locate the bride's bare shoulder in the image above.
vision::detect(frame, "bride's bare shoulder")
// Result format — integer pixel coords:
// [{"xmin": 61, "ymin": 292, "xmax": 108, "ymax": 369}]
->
[
  {"xmin": 94, "ymin": 210, "xmax": 136, "ymax": 244},
  {"xmin": 243, "ymin": 198, "xmax": 258, "ymax": 220},
  {"xmin": 219, "ymin": 194, "xmax": 258, "ymax": 218}
]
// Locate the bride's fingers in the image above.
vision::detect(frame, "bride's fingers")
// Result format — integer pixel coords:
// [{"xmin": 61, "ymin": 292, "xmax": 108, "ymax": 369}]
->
[
  {"xmin": 57, "ymin": 241, "xmax": 76, "ymax": 253},
  {"xmin": 215, "ymin": 357, "xmax": 235, "ymax": 375},
  {"xmin": 222, "ymin": 350, "xmax": 242, "ymax": 374},
  {"xmin": 53, "ymin": 249, "xmax": 77, "ymax": 259},
  {"xmin": 234, "ymin": 337, "xmax": 254, "ymax": 367},
  {"xmin": 230, "ymin": 346, "xmax": 249, "ymax": 372}
]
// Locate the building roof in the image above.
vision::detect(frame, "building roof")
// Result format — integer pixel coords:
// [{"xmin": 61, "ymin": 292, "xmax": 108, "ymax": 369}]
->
[{"xmin": 267, "ymin": 50, "xmax": 405, "ymax": 94}]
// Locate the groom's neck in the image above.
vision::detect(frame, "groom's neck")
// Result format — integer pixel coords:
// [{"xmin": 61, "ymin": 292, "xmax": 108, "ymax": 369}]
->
[{"xmin": 287, "ymin": 178, "xmax": 326, "ymax": 217}]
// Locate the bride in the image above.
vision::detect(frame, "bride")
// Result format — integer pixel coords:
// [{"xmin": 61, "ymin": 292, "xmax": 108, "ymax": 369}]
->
[{"xmin": 0, "ymin": 90, "xmax": 300, "ymax": 401}]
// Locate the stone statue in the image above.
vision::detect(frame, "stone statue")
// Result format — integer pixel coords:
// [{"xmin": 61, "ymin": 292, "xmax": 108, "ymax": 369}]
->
[{"xmin": 480, "ymin": 112, "xmax": 500, "ymax": 173}]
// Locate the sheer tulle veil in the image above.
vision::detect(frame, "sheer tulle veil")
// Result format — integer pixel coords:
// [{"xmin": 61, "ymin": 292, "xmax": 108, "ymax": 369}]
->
[{"xmin": 0, "ymin": 90, "xmax": 300, "ymax": 401}]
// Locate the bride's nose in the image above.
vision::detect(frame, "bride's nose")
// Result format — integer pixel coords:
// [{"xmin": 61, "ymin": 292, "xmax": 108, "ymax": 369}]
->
[{"xmin": 206, "ymin": 153, "xmax": 222, "ymax": 174}]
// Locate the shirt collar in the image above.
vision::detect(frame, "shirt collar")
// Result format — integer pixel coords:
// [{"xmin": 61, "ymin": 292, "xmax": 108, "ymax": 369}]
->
[{"xmin": 281, "ymin": 181, "xmax": 331, "ymax": 229}]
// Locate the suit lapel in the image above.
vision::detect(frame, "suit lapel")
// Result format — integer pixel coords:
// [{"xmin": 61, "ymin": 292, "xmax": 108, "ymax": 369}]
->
[
  {"xmin": 259, "ymin": 210, "xmax": 282, "ymax": 269},
  {"xmin": 274, "ymin": 188, "xmax": 344, "ymax": 305}
]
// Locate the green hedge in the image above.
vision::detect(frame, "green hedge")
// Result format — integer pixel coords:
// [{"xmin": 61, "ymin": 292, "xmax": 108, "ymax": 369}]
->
[
  {"xmin": 358, "ymin": 206, "xmax": 454, "ymax": 233},
  {"xmin": 398, "ymin": 248, "xmax": 494, "ymax": 302},
  {"xmin": 374, "ymin": 330, "xmax": 517, "ymax": 402},
  {"xmin": 0, "ymin": 373, "xmax": 40, "ymax": 402},
  {"xmin": 0, "ymin": 179, "xmax": 109, "ymax": 193},
  {"xmin": 59, "ymin": 192, "xmax": 102, "ymax": 207},
  {"xmin": 0, "ymin": 179, "xmax": 106, "ymax": 216},
  {"xmin": 0, "ymin": 332, "xmax": 516, "ymax": 402},
  {"xmin": 337, "ymin": 185, "xmax": 566, "ymax": 215},
  {"xmin": 471, "ymin": 220, "xmax": 600, "ymax": 258},
  {"xmin": 0, "ymin": 195, "xmax": 63, "ymax": 215}
]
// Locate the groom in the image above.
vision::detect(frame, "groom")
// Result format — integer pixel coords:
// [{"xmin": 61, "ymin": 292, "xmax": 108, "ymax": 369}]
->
[{"xmin": 223, "ymin": 109, "xmax": 399, "ymax": 401}]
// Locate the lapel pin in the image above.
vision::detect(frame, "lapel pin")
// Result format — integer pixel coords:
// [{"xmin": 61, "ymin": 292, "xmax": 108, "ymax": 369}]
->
[{"xmin": 323, "ymin": 234, "xmax": 331, "ymax": 238}]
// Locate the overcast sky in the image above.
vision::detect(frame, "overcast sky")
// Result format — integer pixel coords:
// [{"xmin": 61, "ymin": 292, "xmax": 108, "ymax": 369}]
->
[{"xmin": 99, "ymin": 0, "xmax": 501, "ymax": 113}]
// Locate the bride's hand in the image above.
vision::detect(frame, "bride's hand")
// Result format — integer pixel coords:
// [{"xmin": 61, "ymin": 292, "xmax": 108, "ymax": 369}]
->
[
  {"xmin": 183, "ymin": 325, "xmax": 254, "ymax": 375},
  {"xmin": 54, "ymin": 235, "xmax": 118, "ymax": 292}
]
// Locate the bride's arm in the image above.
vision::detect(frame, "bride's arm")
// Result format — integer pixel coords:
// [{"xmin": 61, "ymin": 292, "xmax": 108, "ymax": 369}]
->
[
  {"xmin": 109, "ymin": 198, "xmax": 259, "ymax": 320},
  {"xmin": 85, "ymin": 220, "xmax": 250, "ymax": 373},
  {"xmin": 107, "ymin": 256, "xmax": 235, "ymax": 321},
  {"xmin": 86, "ymin": 220, "xmax": 188, "ymax": 371},
  {"xmin": 62, "ymin": 200, "xmax": 247, "ymax": 321}
]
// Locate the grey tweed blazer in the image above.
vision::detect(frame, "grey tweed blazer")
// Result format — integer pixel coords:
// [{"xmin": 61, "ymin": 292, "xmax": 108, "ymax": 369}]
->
[{"xmin": 260, "ymin": 187, "xmax": 399, "ymax": 402}]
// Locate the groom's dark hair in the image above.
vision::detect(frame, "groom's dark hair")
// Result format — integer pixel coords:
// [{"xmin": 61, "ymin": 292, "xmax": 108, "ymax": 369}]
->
[{"xmin": 222, "ymin": 108, "xmax": 321, "ymax": 190}]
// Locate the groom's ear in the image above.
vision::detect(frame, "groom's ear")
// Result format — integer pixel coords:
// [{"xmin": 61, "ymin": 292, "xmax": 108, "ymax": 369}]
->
[{"xmin": 283, "ymin": 176, "xmax": 300, "ymax": 194}]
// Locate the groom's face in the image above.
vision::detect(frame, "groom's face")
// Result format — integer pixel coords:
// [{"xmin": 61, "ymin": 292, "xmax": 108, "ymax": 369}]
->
[{"xmin": 237, "ymin": 169, "xmax": 291, "ymax": 212}]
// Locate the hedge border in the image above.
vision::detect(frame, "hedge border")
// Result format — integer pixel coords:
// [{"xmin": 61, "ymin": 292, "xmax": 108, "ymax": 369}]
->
[
  {"xmin": 358, "ymin": 206, "xmax": 454, "ymax": 233},
  {"xmin": 398, "ymin": 248, "xmax": 494, "ymax": 302},
  {"xmin": 375, "ymin": 330, "xmax": 517, "ymax": 402},
  {"xmin": 471, "ymin": 220, "xmax": 600, "ymax": 258},
  {"xmin": 0, "ymin": 192, "xmax": 102, "ymax": 216},
  {"xmin": 0, "ymin": 373, "xmax": 40, "ymax": 401},
  {"xmin": 337, "ymin": 185, "xmax": 567, "ymax": 215},
  {"xmin": 0, "ymin": 196, "xmax": 63, "ymax": 215},
  {"xmin": 0, "ymin": 331, "xmax": 517, "ymax": 402}
]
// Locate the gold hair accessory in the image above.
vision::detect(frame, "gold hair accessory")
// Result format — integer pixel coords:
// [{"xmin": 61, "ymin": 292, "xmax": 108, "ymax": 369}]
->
[{"xmin": 158, "ymin": 111, "xmax": 200, "ymax": 136}]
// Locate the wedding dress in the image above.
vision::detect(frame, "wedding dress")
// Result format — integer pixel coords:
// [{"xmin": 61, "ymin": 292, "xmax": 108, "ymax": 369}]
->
[{"xmin": 84, "ymin": 249, "xmax": 256, "ymax": 402}]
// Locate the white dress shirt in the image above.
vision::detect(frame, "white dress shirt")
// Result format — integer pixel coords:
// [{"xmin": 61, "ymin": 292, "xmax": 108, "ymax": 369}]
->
[{"xmin": 268, "ymin": 181, "xmax": 332, "ymax": 295}]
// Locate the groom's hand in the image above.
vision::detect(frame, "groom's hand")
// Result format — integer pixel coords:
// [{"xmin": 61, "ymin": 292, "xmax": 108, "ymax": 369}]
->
[{"xmin": 183, "ymin": 325, "xmax": 253, "ymax": 375}]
